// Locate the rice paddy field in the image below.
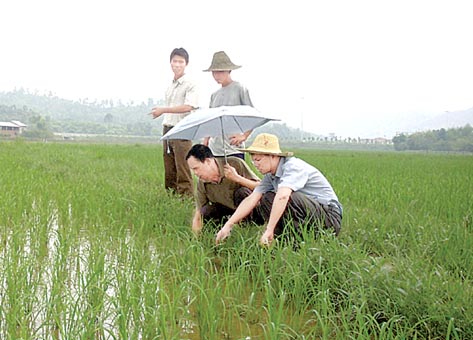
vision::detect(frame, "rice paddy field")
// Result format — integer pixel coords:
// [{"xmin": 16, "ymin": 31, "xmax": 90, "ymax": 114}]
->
[{"xmin": 0, "ymin": 140, "xmax": 472, "ymax": 339}]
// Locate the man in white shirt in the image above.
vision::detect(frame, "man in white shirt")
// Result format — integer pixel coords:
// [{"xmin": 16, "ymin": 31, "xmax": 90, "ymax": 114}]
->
[{"xmin": 151, "ymin": 47, "xmax": 199, "ymax": 197}]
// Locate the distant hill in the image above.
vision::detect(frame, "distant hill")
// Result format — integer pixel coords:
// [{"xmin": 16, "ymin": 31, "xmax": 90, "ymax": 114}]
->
[
  {"xmin": 408, "ymin": 107, "xmax": 473, "ymax": 132},
  {"xmin": 0, "ymin": 89, "xmax": 320, "ymax": 140},
  {"xmin": 7, "ymin": 89, "xmax": 467, "ymax": 141},
  {"xmin": 0, "ymin": 89, "xmax": 158, "ymax": 124},
  {"xmin": 310, "ymin": 106, "xmax": 473, "ymax": 139},
  {"xmin": 338, "ymin": 109, "xmax": 473, "ymax": 139}
]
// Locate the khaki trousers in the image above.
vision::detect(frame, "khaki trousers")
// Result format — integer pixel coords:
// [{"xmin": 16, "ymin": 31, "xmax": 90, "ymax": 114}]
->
[
  {"xmin": 162, "ymin": 125, "xmax": 193, "ymax": 197},
  {"xmin": 200, "ymin": 187, "xmax": 264, "ymax": 226}
]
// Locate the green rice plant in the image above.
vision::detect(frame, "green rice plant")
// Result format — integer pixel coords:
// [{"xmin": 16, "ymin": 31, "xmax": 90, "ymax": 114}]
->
[{"xmin": 1, "ymin": 141, "xmax": 472, "ymax": 339}]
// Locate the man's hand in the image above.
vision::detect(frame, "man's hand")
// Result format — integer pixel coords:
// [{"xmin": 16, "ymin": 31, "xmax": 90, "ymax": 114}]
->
[
  {"xmin": 192, "ymin": 209, "xmax": 203, "ymax": 236},
  {"xmin": 260, "ymin": 228, "xmax": 275, "ymax": 246},
  {"xmin": 216, "ymin": 224, "xmax": 233, "ymax": 244},
  {"xmin": 192, "ymin": 224, "xmax": 202, "ymax": 236},
  {"xmin": 229, "ymin": 133, "xmax": 247, "ymax": 146},
  {"xmin": 223, "ymin": 164, "xmax": 239, "ymax": 182},
  {"xmin": 149, "ymin": 107, "xmax": 166, "ymax": 119}
]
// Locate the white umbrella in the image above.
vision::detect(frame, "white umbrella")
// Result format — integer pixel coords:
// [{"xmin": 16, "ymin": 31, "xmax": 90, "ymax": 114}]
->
[{"xmin": 160, "ymin": 105, "xmax": 280, "ymax": 161}]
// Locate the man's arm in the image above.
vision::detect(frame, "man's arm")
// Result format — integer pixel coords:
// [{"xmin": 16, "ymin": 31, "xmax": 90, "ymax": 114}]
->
[
  {"xmin": 229, "ymin": 130, "xmax": 252, "ymax": 146},
  {"xmin": 215, "ymin": 191, "xmax": 262, "ymax": 244},
  {"xmin": 191, "ymin": 208, "xmax": 203, "ymax": 235},
  {"xmin": 223, "ymin": 164, "xmax": 260, "ymax": 190},
  {"xmin": 260, "ymin": 186, "xmax": 293, "ymax": 245},
  {"xmin": 150, "ymin": 104, "xmax": 195, "ymax": 119}
]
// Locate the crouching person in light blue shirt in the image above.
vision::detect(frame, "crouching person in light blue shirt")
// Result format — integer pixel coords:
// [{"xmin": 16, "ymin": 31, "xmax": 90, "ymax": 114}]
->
[{"xmin": 215, "ymin": 133, "xmax": 342, "ymax": 246}]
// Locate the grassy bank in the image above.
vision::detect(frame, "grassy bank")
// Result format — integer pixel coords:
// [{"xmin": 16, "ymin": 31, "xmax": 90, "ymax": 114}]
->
[{"xmin": 0, "ymin": 140, "xmax": 471, "ymax": 339}]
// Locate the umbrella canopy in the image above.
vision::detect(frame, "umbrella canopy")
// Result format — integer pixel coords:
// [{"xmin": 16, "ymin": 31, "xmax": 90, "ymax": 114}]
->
[
  {"xmin": 161, "ymin": 105, "xmax": 280, "ymax": 159},
  {"xmin": 161, "ymin": 105, "xmax": 278, "ymax": 141}
]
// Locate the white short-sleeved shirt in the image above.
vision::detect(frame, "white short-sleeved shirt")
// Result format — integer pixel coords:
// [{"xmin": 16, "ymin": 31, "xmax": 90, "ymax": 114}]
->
[{"xmin": 162, "ymin": 74, "xmax": 199, "ymax": 127}]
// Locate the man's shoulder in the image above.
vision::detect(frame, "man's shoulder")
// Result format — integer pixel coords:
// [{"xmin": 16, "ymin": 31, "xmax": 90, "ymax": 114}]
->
[
  {"xmin": 281, "ymin": 156, "xmax": 306, "ymax": 168},
  {"xmin": 281, "ymin": 156, "xmax": 317, "ymax": 174},
  {"xmin": 178, "ymin": 74, "xmax": 198, "ymax": 86},
  {"xmin": 215, "ymin": 157, "xmax": 227, "ymax": 167},
  {"xmin": 227, "ymin": 157, "xmax": 249, "ymax": 168},
  {"xmin": 216, "ymin": 157, "xmax": 247, "ymax": 169},
  {"xmin": 214, "ymin": 81, "xmax": 245, "ymax": 93},
  {"xmin": 227, "ymin": 81, "xmax": 247, "ymax": 91},
  {"xmin": 228, "ymin": 157, "xmax": 259, "ymax": 178},
  {"xmin": 211, "ymin": 86, "xmax": 225, "ymax": 95},
  {"xmin": 282, "ymin": 156, "xmax": 302, "ymax": 165}
]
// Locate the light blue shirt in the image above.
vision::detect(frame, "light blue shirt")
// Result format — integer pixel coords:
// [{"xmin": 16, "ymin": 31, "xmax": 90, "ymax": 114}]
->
[{"xmin": 255, "ymin": 157, "xmax": 340, "ymax": 206}]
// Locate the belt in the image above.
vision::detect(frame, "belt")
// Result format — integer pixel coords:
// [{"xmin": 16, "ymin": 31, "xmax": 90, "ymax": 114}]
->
[{"xmin": 163, "ymin": 125, "xmax": 174, "ymax": 135}]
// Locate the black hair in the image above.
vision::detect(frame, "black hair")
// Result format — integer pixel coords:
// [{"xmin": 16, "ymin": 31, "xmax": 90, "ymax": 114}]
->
[
  {"xmin": 170, "ymin": 47, "xmax": 189, "ymax": 64},
  {"xmin": 186, "ymin": 144, "xmax": 214, "ymax": 162}
]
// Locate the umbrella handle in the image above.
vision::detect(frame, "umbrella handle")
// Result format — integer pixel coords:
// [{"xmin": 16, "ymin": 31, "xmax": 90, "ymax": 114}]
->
[{"xmin": 220, "ymin": 117, "xmax": 228, "ymax": 164}]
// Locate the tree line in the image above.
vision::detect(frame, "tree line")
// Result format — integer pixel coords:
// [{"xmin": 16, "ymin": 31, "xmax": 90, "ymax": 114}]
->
[
  {"xmin": 0, "ymin": 89, "xmax": 163, "ymax": 137},
  {"xmin": 392, "ymin": 125, "xmax": 473, "ymax": 152},
  {"xmin": 0, "ymin": 89, "xmax": 315, "ymax": 140},
  {"xmin": 9, "ymin": 88, "xmax": 470, "ymax": 151}
]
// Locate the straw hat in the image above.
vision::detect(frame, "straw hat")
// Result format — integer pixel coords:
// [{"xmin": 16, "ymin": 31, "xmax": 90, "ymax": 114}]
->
[
  {"xmin": 203, "ymin": 51, "xmax": 242, "ymax": 71},
  {"xmin": 238, "ymin": 133, "xmax": 293, "ymax": 157}
]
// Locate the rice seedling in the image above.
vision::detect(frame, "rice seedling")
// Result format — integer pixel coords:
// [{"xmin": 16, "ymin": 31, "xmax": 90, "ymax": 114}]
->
[{"xmin": 0, "ymin": 140, "xmax": 472, "ymax": 339}]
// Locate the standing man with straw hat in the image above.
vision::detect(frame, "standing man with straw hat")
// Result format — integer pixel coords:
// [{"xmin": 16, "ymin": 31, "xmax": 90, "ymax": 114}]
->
[
  {"xmin": 203, "ymin": 51, "xmax": 254, "ymax": 159},
  {"xmin": 150, "ymin": 47, "xmax": 199, "ymax": 197},
  {"xmin": 215, "ymin": 133, "xmax": 343, "ymax": 246}
]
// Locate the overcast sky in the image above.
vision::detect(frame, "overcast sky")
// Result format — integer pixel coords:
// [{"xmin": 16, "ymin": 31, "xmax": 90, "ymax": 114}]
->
[{"xmin": 1, "ymin": 0, "xmax": 472, "ymax": 137}]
